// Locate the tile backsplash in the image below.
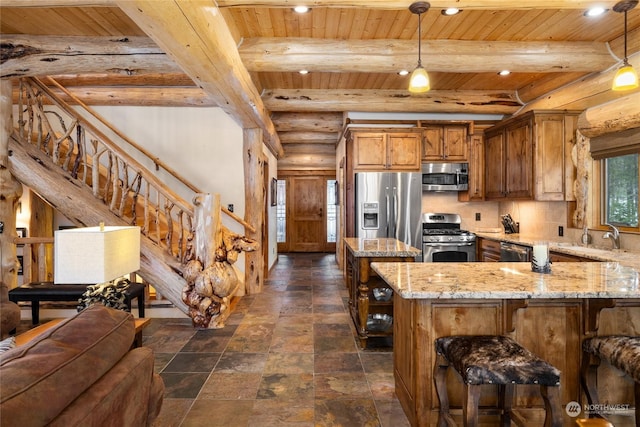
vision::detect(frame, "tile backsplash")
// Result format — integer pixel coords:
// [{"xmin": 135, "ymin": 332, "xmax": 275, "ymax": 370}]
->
[{"xmin": 422, "ymin": 193, "xmax": 640, "ymax": 251}]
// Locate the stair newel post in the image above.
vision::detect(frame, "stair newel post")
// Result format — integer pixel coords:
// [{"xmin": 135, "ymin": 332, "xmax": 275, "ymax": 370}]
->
[
  {"xmin": 0, "ymin": 79, "xmax": 24, "ymax": 290},
  {"xmin": 183, "ymin": 193, "xmax": 257, "ymax": 328}
]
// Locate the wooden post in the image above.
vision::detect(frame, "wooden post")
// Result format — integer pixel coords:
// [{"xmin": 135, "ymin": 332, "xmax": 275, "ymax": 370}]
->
[
  {"xmin": 0, "ymin": 79, "xmax": 23, "ymax": 289},
  {"xmin": 243, "ymin": 128, "xmax": 264, "ymax": 295}
]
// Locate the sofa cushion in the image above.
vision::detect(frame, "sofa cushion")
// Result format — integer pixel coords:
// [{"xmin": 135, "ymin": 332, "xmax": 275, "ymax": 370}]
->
[
  {"xmin": 0, "ymin": 305, "xmax": 134, "ymax": 426},
  {"xmin": 49, "ymin": 347, "xmax": 162, "ymax": 427}
]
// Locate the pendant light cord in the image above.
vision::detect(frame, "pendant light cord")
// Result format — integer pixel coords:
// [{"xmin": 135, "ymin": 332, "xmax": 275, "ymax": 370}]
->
[
  {"xmin": 417, "ymin": 12, "xmax": 423, "ymax": 67},
  {"xmin": 623, "ymin": 11, "xmax": 629, "ymax": 65}
]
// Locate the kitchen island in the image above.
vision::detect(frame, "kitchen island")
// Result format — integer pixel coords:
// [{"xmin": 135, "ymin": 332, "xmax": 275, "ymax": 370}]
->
[
  {"xmin": 344, "ymin": 238, "xmax": 420, "ymax": 348},
  {"xmin": 370, "ymin": 261, "xmax": 640, "ymax": 427}
]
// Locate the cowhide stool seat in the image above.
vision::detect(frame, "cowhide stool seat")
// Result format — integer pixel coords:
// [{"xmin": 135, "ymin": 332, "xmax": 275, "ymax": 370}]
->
[
  {"xmin": 434, "ymin": 335, "xmax": 562, "ymax": 427},
  {"xmin": 581, "ymin": 335, "xmax": 640, "ymax": 426}
]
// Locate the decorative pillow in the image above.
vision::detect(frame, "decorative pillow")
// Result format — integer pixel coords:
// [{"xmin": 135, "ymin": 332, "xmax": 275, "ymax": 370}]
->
[
  {"xmin": 0, "ymin": 336, "xmax": 16, "ymax": 354},
  {"xmin": 77, "ymin": 278, "xmax": 131, "ymax": 312}
]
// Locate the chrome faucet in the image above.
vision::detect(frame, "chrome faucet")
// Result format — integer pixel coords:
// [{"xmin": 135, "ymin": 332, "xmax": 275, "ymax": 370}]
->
[{"xmin": 602, "ymin": 223, "xmax": 621, "ymax": 249}]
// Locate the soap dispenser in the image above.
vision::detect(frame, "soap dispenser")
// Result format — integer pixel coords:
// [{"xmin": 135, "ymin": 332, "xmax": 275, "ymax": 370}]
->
[{"xmin": 581, "ymin": 227, "xmax": 591, "ymax": 245}]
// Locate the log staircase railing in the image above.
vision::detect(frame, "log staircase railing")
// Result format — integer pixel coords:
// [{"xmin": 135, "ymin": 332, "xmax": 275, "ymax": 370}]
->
[{"xmin": 14, "ymin": 77, "xmax": 253, "ymax": 267}]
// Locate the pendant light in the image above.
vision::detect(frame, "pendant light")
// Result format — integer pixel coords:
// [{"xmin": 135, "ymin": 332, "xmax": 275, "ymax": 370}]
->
[
  {"xmin": 612, "ymin": 0, "xmax": 639, "ymax": 91},
  {"xmin": 408, "ymin": 2, "xmax": 431, "ymax": 93}
]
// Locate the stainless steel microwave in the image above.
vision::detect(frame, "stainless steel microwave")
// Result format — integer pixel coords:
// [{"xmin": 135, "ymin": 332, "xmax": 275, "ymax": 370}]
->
[{"xmin": 421, "ymin": 162, "xmax": 469, "ymax": 191}]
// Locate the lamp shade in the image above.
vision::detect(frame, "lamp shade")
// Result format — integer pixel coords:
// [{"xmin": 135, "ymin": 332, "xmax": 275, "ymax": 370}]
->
[
  {"xmin": 612, "ymin": 64, "xmax": 639, "ymax": 91},
  {"xmin": 409, "ymin": 66, "xmax": 430, "ymax": 93},
  {"xmin": 54, "ymin": 226, "xmax": 141, "ymax": 284}
]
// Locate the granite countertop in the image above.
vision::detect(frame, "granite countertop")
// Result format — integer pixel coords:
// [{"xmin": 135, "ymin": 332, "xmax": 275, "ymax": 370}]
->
[
  {"xmin": 475, "ymin": 232, "xmax": 640, "ymax": 270},
  {"xmin": 344, "ymin": 237, "xmax": 421, "ymax": 258},
  {"xmin": 370, "ymin": 261, "xmax": 640, "ymax": 300}
]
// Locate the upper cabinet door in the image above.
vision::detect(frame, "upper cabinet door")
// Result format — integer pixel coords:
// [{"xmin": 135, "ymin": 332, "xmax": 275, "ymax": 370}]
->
[
  {"xmin": 353, "ymin": 133, "xmax": 388, "ymax": 170},
  {"xmin": 422, "ymin": 126, "xmax": 445, "ymax": 160},
  {"xmin": 504, "ymin": 119, "xmax": 533, "ymax": 199},
  {"xmin": 387, "ymin": 133, "xmax": 421, "ymax": 170},
  {"xmin": 443, "ymin": 126, "xmax": 468, "ymax": 161},
  {"xmin": 352, "ymin": 131, "xmax": 420, "ymax": 171},
  {"xmin": 422, "ymin": 125, "xmax": 468, "ymax": 162}
]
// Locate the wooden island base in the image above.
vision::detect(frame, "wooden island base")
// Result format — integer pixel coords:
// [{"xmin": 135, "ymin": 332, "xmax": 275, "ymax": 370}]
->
[
  {"xmin": 370, "ymin": 261, "xmax": 640, "ymax": 427},
  {"xmin": 393, "ymin": 297, "xmax": 640, "ymax": 427}
]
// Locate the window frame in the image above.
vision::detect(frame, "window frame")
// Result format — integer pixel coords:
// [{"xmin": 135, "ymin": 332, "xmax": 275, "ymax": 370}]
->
[{"xmin": 595, "ymin": 154, "xmax": 640, "ymax": 234}]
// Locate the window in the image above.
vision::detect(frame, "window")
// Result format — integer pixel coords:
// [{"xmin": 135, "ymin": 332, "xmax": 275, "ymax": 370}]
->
[
  {"xmin": 276, "ymin": 179, "xmax": 286, "ymax": 243},
  {"xmin": 602, "ymin": 153, "xmax": 639, "ymax": 230},
  {"xmin": 327, "ymin": 180, "xmax": 338, "ymax": 243}
]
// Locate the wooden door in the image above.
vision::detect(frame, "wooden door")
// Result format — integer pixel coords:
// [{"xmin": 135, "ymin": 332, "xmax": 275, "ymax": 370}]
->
[
  {"xmin": 289, "ymin": 176, "xmax": 326, "ymax": 252},
  {"xmin": 484, "ymin": 131, "xmax": 506, "ymax": 199}
]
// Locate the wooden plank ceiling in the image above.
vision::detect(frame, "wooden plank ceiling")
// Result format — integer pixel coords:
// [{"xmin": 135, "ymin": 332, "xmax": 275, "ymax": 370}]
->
[{"xmin": 2, "ymin": 0, "xmax": 639, "ymax": 169}]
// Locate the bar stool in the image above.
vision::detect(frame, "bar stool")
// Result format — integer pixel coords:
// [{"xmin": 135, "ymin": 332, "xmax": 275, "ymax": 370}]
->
[
  {"xmin": 434, "ymin": 335, "xmax": 563, "ymax": 427},
  {"xmin": 581, "ymin": 335, "xmax": 640, "ymax": 426}
]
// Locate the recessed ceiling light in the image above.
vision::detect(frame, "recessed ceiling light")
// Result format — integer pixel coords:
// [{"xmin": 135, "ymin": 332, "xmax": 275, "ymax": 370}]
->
[
  {"xmin": 398, "ymin": 70, "xmax": 409, "ymax": 76},
  {"xmin": 299, "ymin": 69, "xmax": 309, "ymax": 75},
  {"xmin": 584, "ymin": 7, "xmax": 607, "ymax": 16},
  {"xmin": 441, "ymin": 8, "xmax": 461, "ymax": 16},
  {"xmin": 293, "ymin": 5, "xmax": 310, "ymax": 13},
  {"xmin": 498, "ymin": 70, "xmax": 511, "ymax": 76}
]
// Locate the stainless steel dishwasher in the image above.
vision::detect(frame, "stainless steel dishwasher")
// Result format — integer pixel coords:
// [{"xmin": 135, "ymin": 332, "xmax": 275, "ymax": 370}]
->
[{"xmin": 499, "ymin": 242, "xmax": 532, "ymax": 262}]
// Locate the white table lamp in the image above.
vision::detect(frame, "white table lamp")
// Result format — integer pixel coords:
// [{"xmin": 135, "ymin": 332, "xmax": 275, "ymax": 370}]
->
[{"xmin": 54, "ymin": 225, "xmax": 141, "ymax": 284}]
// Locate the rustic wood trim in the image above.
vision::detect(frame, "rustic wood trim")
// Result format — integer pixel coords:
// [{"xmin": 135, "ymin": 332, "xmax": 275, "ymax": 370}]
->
[
  {"xmin": 243, "ymin": 128, "xmax": 264, "ymax": 294},
  {"xmin": 503, "ymin": 299, "xmax": 528, "ymax": 333},
  {"xmin": 583, "ymin": 298, "xmax": 615, "ymax": 335}
]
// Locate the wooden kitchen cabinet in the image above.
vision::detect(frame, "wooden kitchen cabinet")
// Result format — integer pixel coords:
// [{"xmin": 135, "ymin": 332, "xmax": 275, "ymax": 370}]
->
[
  {"xmin": 549, "ymin": 251, "xmax": 592, "ymax": 262},
  {"xmin": 477, "ymin": 237, "xmax": 501, "ymax": 262},
  {"xmin": 351, "ymin": 130, "xmax": 421, "ymax": 171},
  {"xmin": 485, "ymin": 116, "xmax": 533, "ymax": 199},
  {"xmin": 422, "ymin": 125, "xmax": 468, "ymax": 162},
  {"xmin": 458, "ymin": 133, "xmax": 484, "ymax": 201},
  {"xmin": 484, "ymin": 111, "xmax": 578, "ymax": 201}
]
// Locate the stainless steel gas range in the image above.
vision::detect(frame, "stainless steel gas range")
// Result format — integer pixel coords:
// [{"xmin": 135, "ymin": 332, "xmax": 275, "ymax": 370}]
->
[{"xmin": 421, "ymin": 213, "xmax": 476, "ymax": 262}]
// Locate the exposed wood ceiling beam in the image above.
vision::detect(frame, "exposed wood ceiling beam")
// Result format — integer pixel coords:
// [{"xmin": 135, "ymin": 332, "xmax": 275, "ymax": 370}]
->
[
  {"xmin": 114, "ymin": 0, "xmax": 283, "ymax": 157},
  {"xmin": 12, "ymin": 86, "xmax": 216, "ymax": 107},
  {"xmin": 263, "ymin": 89, "xmax": 521, "ymax": 114},
  {"xmin": 1, "ymin": 0, "xmax": 621, "ymax": 9},
  {"xmin": 3, "ymin": 35, "xmax": 617, "ymax": 78},
  {"xmin": 279, "ymin": 131, "xmax": 339, "ymax": 144},
  {"xmin": 271, "ymin": 112, "xmax": 343, "ymax": 133},
  {"xmin": 1, "ymin": 35, "xmax": 182, "ymax": 78},
  {"xmin": 519, "ymin": 53, "xmax": 640, "ymax": 113},
  {"xmin": 240, "ymin": 38, "xmax": 615, "ymax": 74}
]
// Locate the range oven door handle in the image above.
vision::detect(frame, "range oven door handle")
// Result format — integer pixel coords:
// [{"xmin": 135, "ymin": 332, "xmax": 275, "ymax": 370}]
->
[{"xmin": 423, "ymin": 241, "xmax": 475, "ymax": 247}]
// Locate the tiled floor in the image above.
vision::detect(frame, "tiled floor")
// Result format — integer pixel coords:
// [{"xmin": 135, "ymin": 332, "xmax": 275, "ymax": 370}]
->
[{"xmin": 147, "ymin": 253, "xmax": 411, "ymax": 427}]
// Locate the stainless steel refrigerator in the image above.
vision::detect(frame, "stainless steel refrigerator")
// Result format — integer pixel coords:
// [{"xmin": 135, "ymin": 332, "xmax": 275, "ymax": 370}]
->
[{"xmin": 354, "ymin": 172, "xmax": 422, "ymax": 255}]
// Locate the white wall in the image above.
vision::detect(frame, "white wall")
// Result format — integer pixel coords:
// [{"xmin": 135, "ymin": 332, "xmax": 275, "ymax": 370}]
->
[{"xmin": 43, "ymin": 105, "xmax": 278, "ymax": 271}]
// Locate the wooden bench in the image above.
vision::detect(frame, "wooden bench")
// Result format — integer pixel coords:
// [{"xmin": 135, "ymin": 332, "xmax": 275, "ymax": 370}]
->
[
  {"xmin": 8, "ymin": 282, "xmax": 146, "ymax": 325},
  {"xmin": 16, "ymin": 317, "xmax": 151, "ymax": 348}
]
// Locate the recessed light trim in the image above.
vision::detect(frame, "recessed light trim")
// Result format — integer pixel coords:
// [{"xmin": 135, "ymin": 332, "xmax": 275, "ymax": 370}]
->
[
  {"xmin": 441, "ymin": 8, "xmax": 461, "ymax": 16},
  {"xmin": 498, "ymin": 70, "xmax": 511, "ymax": 76},
  {"xmin": 293, "ymin": 5, "xmax": 310, "ymax": 13},
  {"xmin": 299, "ymin": 69, "xmax": 309, "ymax": 75},
  {"xmin": 584, "ymin": 7, "xmax": 608, "ymax": 16},
  {"xmin": 398, "ymin": 70, "xmax": 409, "ymax": 76}
]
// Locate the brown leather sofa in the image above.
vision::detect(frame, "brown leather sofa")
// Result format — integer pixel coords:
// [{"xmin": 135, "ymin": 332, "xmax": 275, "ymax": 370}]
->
[{"xmin": 0, "ymin": 304, "xmax": 164, "ymax": 426}]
